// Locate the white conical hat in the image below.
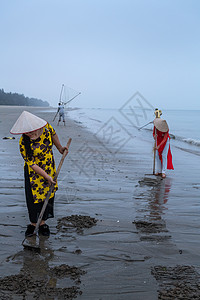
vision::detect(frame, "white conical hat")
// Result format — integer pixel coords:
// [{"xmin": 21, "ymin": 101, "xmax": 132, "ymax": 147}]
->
[
  {"xmin": 153, "ymin": 118, "xmax": 169, "ymax": 132},
  {"xmin": 10, "ymin": 111, "xmax": 47, "ymax": 134}
]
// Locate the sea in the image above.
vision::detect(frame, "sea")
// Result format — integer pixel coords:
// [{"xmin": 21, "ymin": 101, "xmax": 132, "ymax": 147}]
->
[{"xmin": 66, "ymin": 107, "xmax": 200, "ymax": 157}]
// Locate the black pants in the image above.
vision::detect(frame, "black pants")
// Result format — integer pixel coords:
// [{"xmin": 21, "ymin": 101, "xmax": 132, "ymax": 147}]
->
[{"xmin": 24, "ymin": 164, "xmax": 54, "ymax": 223}]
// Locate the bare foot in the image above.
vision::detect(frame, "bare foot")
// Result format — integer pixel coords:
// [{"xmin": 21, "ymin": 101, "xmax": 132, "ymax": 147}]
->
[{"xmin": 162, "ymin": 173, "xmax": 166, "ymax": 178}]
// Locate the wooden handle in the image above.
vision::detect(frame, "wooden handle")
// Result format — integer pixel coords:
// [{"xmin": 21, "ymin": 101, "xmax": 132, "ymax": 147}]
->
[
  {"xmin": 53, "ymin": 138, "xmax": 72, "ymax": 181},
  {"xmin": 34, "ymin": 138, "xmax": 72, "ymax": 233},
  {"xmin": 53, "ymin": 111, "xmax": 58, "ymax": 122},
  {"xmin": 153, "ymin": 129, "xmax": 157, "ymax": 175}
]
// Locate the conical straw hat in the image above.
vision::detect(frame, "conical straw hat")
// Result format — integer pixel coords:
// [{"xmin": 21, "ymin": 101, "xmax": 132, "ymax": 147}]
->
[
  {"xmin": 153, "ymin": 118, "xmax": 169, "ymax": 132},
  {"xmin": 10, "ymin": 111, "xmax": 47, "ymax": 134}
]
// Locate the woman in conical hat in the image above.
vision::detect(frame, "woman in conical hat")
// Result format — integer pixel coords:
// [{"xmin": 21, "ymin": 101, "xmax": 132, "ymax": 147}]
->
[
  {"xmin": 10, "ymin": 111, "xmax": 68, "ymax": 237},
  {"xmin": 153, "ymin": 117, "xmax": 174, "ymax": 178}
]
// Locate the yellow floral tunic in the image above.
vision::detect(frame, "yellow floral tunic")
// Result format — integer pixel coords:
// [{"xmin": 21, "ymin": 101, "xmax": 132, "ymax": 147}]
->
[{"xmin": 19, "ymin": 123, "xmax": 58, "ymax": 203}]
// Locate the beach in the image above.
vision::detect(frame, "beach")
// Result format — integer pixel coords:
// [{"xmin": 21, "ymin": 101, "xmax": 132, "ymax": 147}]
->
[{"xmin": 0, "ymin": 106, "xmax": 200, "ymax": 299}]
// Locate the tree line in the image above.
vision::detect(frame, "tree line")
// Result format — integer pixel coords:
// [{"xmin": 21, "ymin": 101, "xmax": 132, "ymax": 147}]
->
[{"xmin": 0, "ymin": 89, "xmax": 49, "ymax": 107}]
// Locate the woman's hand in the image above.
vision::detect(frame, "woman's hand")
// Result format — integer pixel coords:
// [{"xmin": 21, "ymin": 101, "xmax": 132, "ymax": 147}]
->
[
  {"xmin": 153, "ymin": 145, "xmax": 159, "ymax": 151},
  {"xmin": 31, "ymin": 165, "xmax": 56, "ymax": 186},
  {"xmin": 46, "ymin": 175, "xmax": 56, "ymax": 186},
  {"xmin": 58, "ymin": 146, "xmax": 68, "ymax": 155}
]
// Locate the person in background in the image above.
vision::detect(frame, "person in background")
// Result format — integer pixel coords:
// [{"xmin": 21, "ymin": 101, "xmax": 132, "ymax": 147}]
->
[
  {"xmin": 153, "ymin": 116, "xmax": 174, "ymax": 178},
  {"xmin": 10, "ymin": 111, "xmax": 67, "ymax": 236},
  {"xmin": 57, "ymin": 102, "xmax": 65, "ymax": 126}
]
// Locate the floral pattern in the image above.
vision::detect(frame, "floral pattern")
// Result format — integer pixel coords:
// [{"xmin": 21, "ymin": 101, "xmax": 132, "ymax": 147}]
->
[{"xmin": 19, "ymin": 123, "xmax": 58, "ymax": 204}]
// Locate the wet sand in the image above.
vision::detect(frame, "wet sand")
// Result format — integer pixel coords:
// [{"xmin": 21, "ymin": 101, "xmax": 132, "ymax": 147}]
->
[{"xmin": 0, "ymin": 106, "xmax": 200, "ymax": 299}]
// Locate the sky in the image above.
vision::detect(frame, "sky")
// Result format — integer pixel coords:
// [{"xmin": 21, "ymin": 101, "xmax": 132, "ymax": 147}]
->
[{"xmin": 0, "ymin": 0, "xmax": 200, "ymax": 109}]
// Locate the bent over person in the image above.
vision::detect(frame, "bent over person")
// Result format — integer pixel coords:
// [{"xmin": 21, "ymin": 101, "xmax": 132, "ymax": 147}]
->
[
  {"xmin": 10, "ymin": 111, "xmax": 67, "ymax": 237},
  {"xmin": 153, "ymin": 117, "xmax": 174, "ymax": 178}
]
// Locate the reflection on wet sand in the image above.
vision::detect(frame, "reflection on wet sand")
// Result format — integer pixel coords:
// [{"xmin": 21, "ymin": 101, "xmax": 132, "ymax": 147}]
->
[
  {"xmin": 149, "ymin": 177, "xmax": 172, "ymax": 220},
  {"xmin": 0, "ymin": 239, "xmax": 85, "ymax": 299},
  {"xmin": 133, "ymin": 176, "xmax": 172, "ymax": 241}
]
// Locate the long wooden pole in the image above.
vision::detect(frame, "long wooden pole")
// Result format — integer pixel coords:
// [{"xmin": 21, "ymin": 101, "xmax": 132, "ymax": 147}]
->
[
  {"xmin": 138, "ymin": 121, "xmax": 153, "ymax": 130},
  {"xmin": 59, "ymin": 84, "xmax": 65, "ymax": 103},
  {"xmin": 63, "ymin": 92, "xmax": 81, "ymax": 105},
  {"xmin": 153, "ymin": 128, "xmax": 157, "ymax": 175},
  {"xmin": 53, "ymin": 84, "xmax": 65, "ymax": 121},
  {"xmin": 33, "ymin": 138, "xmax": 72, "ymax": 234}
]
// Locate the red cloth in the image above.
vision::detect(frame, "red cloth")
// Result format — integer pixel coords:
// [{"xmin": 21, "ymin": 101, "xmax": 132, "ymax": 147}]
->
[
  {"xmin": 153, "ymin": 127, "xmax": 174, "ymax": 170},
  {"xmin": 167, "ymin": 144, "xmax": 174, "ymax": 170}
]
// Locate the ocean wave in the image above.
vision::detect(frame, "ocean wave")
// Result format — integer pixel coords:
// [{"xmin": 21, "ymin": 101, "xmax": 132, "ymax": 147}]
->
[
  {"xmin": 172, "ymin": 135, "xmax": 200, "ymax": 147},
  {"xmin": 182, "ymin": 138, "xmax": 200, "ymax": 147}
]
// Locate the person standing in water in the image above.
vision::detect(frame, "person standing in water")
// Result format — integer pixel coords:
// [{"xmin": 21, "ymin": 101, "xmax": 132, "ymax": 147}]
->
[
  {"xmin": 153, "ymin": 114, "xmax": 174, "ymax": 178},
  {"xmin": 10, "ymin": 111, "xmax": 68, "ymax": 236}
]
